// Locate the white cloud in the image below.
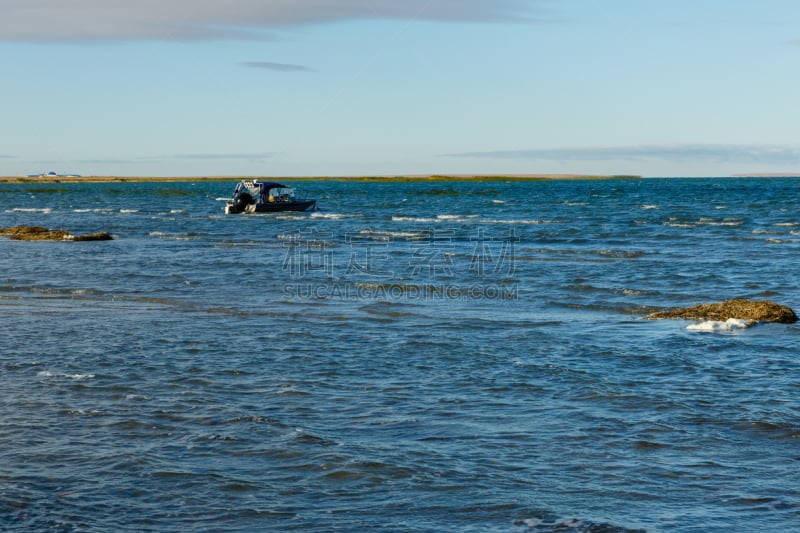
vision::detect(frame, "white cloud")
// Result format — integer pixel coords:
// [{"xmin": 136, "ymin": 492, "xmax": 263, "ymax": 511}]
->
[
  {"xmin": 0, "ymin": 0, "xmax": 537, "ymax": 42},
  {"xmin": 449, "ymin": 144, "xmax": 800, "ymax": 165}
]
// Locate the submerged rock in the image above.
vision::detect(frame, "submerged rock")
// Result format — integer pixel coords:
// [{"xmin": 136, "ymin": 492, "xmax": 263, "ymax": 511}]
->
[
  {"xmin": 0, "ymin": 226, "xmax": 113, "ymax": 242},
  {"xmin": 71, "ymin": 232, "xmax": 113, "ymax": 241},
  {"xmin": 647, "ymin": 298, "xmax": 798, "ymax": 324}
]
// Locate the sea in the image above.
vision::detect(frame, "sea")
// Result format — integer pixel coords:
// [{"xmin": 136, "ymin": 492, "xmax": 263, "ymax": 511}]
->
[{"xmin": 1, "ymin": 177, "xmax": 799, "ymax": 532}]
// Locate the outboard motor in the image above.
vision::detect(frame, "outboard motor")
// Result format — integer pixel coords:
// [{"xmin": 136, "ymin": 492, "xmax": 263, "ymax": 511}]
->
[{"xmin": 229, "ymin": 192, "xmax": 253, "ymax": 214}]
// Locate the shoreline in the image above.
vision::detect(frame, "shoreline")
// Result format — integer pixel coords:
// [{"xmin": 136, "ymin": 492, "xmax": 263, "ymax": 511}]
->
[{"xmin": 0, "ymin": 174, "xmax": 641, "ymax": 184}]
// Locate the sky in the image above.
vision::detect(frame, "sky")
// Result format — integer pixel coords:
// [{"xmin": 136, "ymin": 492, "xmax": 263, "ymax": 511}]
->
[{"xmin": 1, "ymin": 0, "xmax": 800, "ymax": 177}]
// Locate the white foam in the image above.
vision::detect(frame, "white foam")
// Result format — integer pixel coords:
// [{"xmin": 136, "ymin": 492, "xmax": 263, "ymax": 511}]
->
[
  {"xmin": 687, "ymin": 318, "xmax": 754, "ymax": 332},
  {"xmin": 310, "ymin": 213, "xmax": 351, "ymax": 219},
  {"xmin": 480, "ymin": 218, "xmax": 547, "ymax": 225},
  {"xmin": 62, "ymin": 373, "xmax": 95, "ymax": 380},
  {"xmin": 359, "ymin": 229, "xmax": 425, "ymax": 239},
  {"xmin": 640, "ymin": 204, "xmax": 659, "ymax": 210},
  {"xmin": 392, "ymin": 216, "xmax": 438, "ymax": 223},
  {"xmin": 699, "ymin": 218, "xmax": 744, "ymax": 226},
  {"xmin": 37, "ymin": 371, "xmax": 95, "ymax": 379},
  {"xmin": 9, "ymin": 208, "xmax": 53, "ymax": 213}
]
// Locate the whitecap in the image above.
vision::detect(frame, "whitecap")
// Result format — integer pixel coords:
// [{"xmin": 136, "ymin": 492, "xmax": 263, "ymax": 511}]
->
[
  {"xmin": 359, "ymin": 229, "xmax": 426, "ymax": 239},
  {"xmin": 687, "ymin": 318, "xmax": 754, "ymax": 332},
  {"xmin": 120, "ymin": 209, "xmax": 139, "ymax": 214},
  {"xmin": 391, "ymin": 216, "xmax": 438, "ymax": 223},
  {"xmin": 640, "ymin": 205, "xmax": 658, "ymax": 210},
  {"xmin": 699, "ymin": 218, "xmax": 744, "ymax": 227},
  {"xmin": 62, "ymin": 373, "xmax": 95, "ymax": 380},
  {"xmin": 310, "ymin": 213, "xmax": 351, "ymax": 219},
  {"xmin": 125, "ymin": 394, "xmax": 149, "ymax": 401},
  {"xmin": 9, "ymin": 208, "xmax": 53, "ymax": 213},
  {"xmin": 480, "ymin": 218, "xmax": 548, "ymax": 225},
  {"xmin": 491, "ymin": 200, "xmax": 506, "ymax": 204}
]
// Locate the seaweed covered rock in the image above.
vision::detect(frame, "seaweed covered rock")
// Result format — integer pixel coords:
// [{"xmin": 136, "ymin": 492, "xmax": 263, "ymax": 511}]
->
[
  {"xmin": 0, "ymin": 226, "xmax": 113, "ymax": 242},
  {"xmin": 71, "ymin": 232, "xmax": 113, "ymax": 241},
  {"xmin": 647, "ymin": 298, "xmax": 798, "ymax": 324}
]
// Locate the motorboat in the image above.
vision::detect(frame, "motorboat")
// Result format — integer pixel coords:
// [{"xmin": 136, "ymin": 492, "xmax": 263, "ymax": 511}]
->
[{"xmin": 225, "ymin": 180, "xmax": 316, "ymax": 214}]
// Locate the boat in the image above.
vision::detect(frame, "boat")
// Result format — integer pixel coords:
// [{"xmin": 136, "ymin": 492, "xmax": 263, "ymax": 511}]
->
[{"xmin": 225, "ymin": 180, "xmax": 316, "ymax": 214}]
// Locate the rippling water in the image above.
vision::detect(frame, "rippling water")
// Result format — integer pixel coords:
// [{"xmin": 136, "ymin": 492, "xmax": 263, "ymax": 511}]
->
[{"xmin": 1, "ymin": 178, "xmax": 799, "ymax": 532}]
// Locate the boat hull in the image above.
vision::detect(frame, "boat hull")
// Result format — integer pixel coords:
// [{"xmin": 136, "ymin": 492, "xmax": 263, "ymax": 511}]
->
[{"xmin": 225, "ymin": 200, "xmax": 316, "ymax": 214}]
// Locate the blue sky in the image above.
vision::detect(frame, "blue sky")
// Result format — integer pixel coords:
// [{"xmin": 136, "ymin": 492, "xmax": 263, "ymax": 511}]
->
[{"xmin": 1, "ymin": 0, "xmax": 800, "ymax": 177}]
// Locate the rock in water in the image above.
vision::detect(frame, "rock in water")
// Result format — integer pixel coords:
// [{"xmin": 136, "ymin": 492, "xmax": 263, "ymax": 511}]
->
[
  {"xmin": 647, "ymin": 298, "xmax": 798, "ymax": 324},
  {"xmin": 0, "ymin": 226, "xmax": 71, "ymax": 240},
  {"xmin": 1, "ymin": 226, "xmax": 113, "ymax": 242},
  {"xmin": 71, "ymin": 232, "xmax": 113, "ymax": 241}
]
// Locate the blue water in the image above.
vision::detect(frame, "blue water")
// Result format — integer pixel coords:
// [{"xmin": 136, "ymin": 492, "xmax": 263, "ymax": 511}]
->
[{"xmin": 1, "ymin": 178, "xmax": 799, "ymax": 532}]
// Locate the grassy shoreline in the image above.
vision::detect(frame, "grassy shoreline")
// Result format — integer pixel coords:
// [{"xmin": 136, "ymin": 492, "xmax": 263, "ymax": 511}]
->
[{"xmin": 0, "ymin": 174, "xmax": 641, "ymax": 184}]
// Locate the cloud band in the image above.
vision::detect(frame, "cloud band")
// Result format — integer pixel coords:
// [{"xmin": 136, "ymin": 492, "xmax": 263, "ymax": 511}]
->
[
  {"xmin": 449, "ymin": 144, "xmax": 800, "ymax": 165},
  {"xmin": 0, "ymin": 0, "xmax": 534, "ymax": 42}
]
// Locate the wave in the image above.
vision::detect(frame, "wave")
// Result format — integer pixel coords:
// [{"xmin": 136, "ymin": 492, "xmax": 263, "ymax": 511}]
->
[
  {"xmin": 0, "ymin": 285, "xmax": 108, "ymax": 297},
  {"xmin": 686, "ymin": 318, "xmax": 754, "ymax": 332},
  {"xmin": 7, "ymin": 207, "xmax": 53, "ymax": 213},
  {"xmin": 148, "ymin": 231, "xmax": 201, "ymax": 240},
  {"xmin": 37, "ymin": 371, "xmax": 96, "ymax": 380},
  {"xmin": 515, "ymin": 516, "xmax": 647, "ymax": 532},
  {"xmin": 391, "ymin": 215, "xmax": 554, "ymax": 225},
  {"xmin": 310, "ymin": 212, "xmax": 357, "ymax": 219},
  {"xmin": 565, "ymin": 284, "xmax": 658, "ymax": 296},
  {"xmin": 664, "ymin": 217, "xmax": 744, "ymax": 228},
  {"xmin": 358, "ymin": 229, "xmax": 428, "ymax": 240}
]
